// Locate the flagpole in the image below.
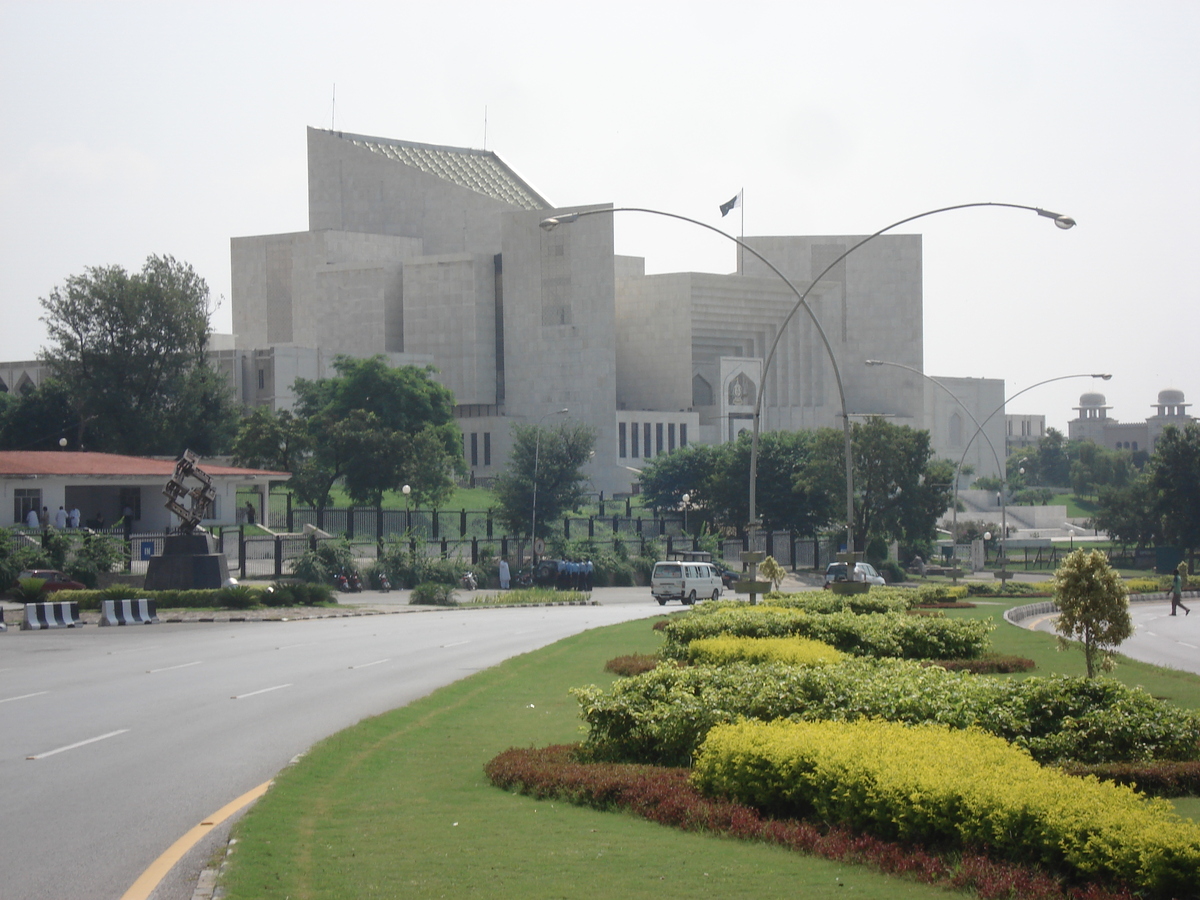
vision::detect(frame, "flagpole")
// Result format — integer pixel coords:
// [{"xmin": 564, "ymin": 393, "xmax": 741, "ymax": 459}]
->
[{"xmin": 739, "ymin": 188, "xmax": 744, "ymax": 274}]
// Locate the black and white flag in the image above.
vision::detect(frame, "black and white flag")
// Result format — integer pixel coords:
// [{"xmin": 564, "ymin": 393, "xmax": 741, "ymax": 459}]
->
[{"xmin": 719, "ymin": 191, "xmax": 742, "ymax": 217}]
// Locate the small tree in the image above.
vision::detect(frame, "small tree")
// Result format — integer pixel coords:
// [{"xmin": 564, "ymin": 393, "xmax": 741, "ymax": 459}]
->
[
  {"xmin": 1054, "ymin": 548, "xmax": 1132, "ymax": 678},
  {"xmin": 759, "ymin": 555, "xmax": 787, "ymax": 591}
]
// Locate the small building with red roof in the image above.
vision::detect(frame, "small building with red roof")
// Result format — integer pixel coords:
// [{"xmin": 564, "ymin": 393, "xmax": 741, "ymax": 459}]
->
[{"xmin": 0, "ymin": 451, "xmax": 289, "ymax": 531}]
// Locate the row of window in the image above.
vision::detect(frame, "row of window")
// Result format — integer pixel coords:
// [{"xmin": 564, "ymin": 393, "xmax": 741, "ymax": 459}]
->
[{"xmin": 618, "ymin": 421, "xmax": 687, "ymax": 459}]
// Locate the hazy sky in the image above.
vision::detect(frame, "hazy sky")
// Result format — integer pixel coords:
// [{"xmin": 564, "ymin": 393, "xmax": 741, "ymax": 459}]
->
[{"xmin": 2, "ymin": 0, "xmax": 1196, "ymax": 432}]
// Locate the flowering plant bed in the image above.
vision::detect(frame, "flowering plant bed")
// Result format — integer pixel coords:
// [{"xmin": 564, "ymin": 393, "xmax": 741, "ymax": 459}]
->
[{"xmin": 485, "ymin": 744, "xmax": 1136, "ymax": 900}]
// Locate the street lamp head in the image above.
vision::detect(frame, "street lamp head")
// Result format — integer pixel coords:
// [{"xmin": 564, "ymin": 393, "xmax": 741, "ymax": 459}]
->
[
  {"xmin": 1034, "ymin": 208, "xmax": 1076, "ymax": 230},
  {"xmin": 402, "ymin": 484, "xmax": 411, "ymax": 496},
  {"xmin": 864, "ymin": 359, "xmax": 882, "ymax": 366},
  {"xmin": 539, "ymin": 214, "xmax": 580, "ymax": 231},
  {"xmin": 1094, "ymin": 373, "xmax": 1113, "ymax": 381}
]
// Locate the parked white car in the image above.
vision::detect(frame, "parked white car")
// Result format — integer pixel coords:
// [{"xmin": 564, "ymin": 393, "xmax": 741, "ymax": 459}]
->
[
  {"xmin": 822, "ymin": 561, "xmax": 885, "ymax": 589},
  {"xmin": 651, "ymin": 560, "xmax": 724, "ymax": 606}
]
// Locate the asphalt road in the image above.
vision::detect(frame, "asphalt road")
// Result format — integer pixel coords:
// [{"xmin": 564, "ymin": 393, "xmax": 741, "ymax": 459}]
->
[
  {"xmin": 0, "ymin": 590, "xmax": 664, "ymax": 900},
  {"xmin": 1024, "ymin": 596, "xmax": 1200, "ymax": 676}
]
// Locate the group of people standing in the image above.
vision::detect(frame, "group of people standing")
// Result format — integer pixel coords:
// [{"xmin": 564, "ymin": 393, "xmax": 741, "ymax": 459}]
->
[
  {"xmin": 24, "ymin": 505, "xmax": 81, "ymax": 530},
  {"xmin": 554, "ymin": 558, "xmax": 594, "ymax": 592}
]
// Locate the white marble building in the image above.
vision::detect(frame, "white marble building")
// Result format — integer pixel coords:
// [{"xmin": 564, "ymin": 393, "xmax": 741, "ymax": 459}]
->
[{"xmin": 223, "ymin": 128, "xmax": 1002, "ymax": 498}]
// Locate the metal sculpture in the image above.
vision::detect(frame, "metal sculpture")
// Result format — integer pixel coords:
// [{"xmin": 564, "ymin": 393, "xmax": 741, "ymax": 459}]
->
[{"xmin": 162, "ymin": 450, "xmax": 216, "ymax": 533}]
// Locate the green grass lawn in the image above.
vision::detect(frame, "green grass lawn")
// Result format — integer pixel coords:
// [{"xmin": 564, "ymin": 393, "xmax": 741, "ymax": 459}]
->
[
  {"xmin": 220, "ymin": 602, "xmax": 1200, "ymax": 899},
  {"xmin": 222, "ymin": 617, "xmax": 954, "ymax": 900}
]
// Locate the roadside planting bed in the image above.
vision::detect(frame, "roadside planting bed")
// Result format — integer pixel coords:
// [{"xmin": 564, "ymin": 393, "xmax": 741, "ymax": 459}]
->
[{"xmin": 490, "ymin": 593, "xmax": 1200, "ymax": 899}]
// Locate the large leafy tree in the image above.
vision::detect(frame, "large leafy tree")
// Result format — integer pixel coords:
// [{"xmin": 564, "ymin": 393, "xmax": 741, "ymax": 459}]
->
[
  {"xmin": 237, "ymin": 356, "xmax": 464, "ymax": 519},
  {"xmin": 38, "ymin": 255, "xmax": 238, "ymax": 454},
  {"xmin": 493, "ymin": 421, "xmax": 596, "ymax": 537},
  {"xmin": 811, "ymin": 418, "xmax": 954, "ymax": 552},
  {"xmin": 1054, "ymin": 548, "xmax": 1132, "ymax": 678}
]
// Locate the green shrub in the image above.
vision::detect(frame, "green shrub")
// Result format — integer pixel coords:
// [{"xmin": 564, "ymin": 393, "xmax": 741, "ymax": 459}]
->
[
  {"xmin": 66, "ymin": 531, "xmax": 125, "ymax": 588},
  {"xmin": 290, "ymin": 538, "xmax": 356, "ymax": 585},
  {"xmin": 573, "ymin": 658, "xmax": 1200, "ymax": 767},
  {"xmin": 214, "ymin": 584, "xmax": 261, "ymax": 609},
  {"xmin": 692, "ymin": 718, "xmax": 1200, "ymax": 898},
  {"xmin": 876, "ymin": 559, "xmax": 905, "ymax": 583},
  {"xmin": 411, "ymin": 582, "xmax": 457, "ymax": 605},
  {"xmin": 12, "ymin": 577, "xmax": 47, "ymax": 602},
  {"xmin": 758, "ymin": 590, "xmax": 915, "ymax": 615}
]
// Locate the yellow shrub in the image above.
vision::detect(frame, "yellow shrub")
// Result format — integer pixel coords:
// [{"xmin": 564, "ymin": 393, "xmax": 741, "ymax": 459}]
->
[
  {"xmin": 687, "ymin": 636, "xmax": 843, "ymax": 667},
  {"xmin": 692, "ymin": 719, "xmax": 1200, "ymax": 897}
]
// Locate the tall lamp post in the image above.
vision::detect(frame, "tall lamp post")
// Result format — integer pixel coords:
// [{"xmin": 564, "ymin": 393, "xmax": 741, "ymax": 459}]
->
[
  {"xmin": 531, "ymin": 407, "xmax": 569, "ymax": 564},
  {"xmin": 541, "ymin": 203, "xmax": 1075, "ymax": 570}
]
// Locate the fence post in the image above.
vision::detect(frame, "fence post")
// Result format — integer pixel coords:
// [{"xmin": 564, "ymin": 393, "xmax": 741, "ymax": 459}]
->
[
  {"xmin": 274, "ymin": 535, "xmax": 283, "ymax": 578},
  {"xmin": 460, "ymin": 509, "xmax": 467, "ymax": 537},
  {"xmin": 238, "ymin": 525, "xmax": 246, "ymax": 579},
  {"xmin": 667, "ymin": 535, "xmax": 674, "ymax": 556},
  {"xmin": 471, "ymin": 537, "xmax": 478, "ymax": 565},
  {"xmin": 347, "ymin": 507, "xmax": 355, "ymax": 540},
  {"xmin": 564, "ymin": 517, "xmax": 570, "ymax": 540},
  {"xmin": 486, "ymin": 510, "xmax": 493, "ymax": 539},
  {"xmin": 588, "ymin": 516, "xmax": 595, "ymax": 538},
  {"xmin": 376, "ymin": 505, "xmax": 384, "ymax": 553},
  {"xmin": 440, "ymin": 536, "xmax": 448, "ymax": 559},
  {"xmin": 287, "ymin": 492, "xmax": 293, "ymax": 533},
  {"xmin": 432, "ymin": 510, "xmax": 439, "ymax": 539},
  {"xmin": 501, "ymin": 536, "xmax": 508, "ymax": 560}
]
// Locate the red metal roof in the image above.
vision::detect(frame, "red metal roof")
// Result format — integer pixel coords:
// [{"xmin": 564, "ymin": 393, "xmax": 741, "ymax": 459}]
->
[{"xmin": 0, "ymin": 451, "xmax": 289, "ymax": 479}]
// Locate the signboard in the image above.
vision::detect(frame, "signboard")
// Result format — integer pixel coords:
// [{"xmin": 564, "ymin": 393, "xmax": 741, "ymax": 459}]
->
[{"xmin": 140, "ymin": 541, "xmax": 155, "ymax": 561}]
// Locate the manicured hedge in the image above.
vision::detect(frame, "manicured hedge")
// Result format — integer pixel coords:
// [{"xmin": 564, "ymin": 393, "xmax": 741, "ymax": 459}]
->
[
  {"xmin": 687, "ymin": 636, "xmax": 843, "ymax": 667},
  {"xmin": 52, "ymin": 582, "xmax": 333, "ymax": 609},
  {"xmin": 659, "ymin": 606, "xmax": 994, "ymax": 661},
  {"xmin": 691, "ymin": 719, "xmax": 1200, "ymax": 898},
  {"xmin": 573, "ymin": 658, "xmax": 1200, "ymax": 767}
]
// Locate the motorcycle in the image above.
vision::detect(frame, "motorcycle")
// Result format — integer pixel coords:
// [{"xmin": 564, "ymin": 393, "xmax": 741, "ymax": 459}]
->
[
  {"xmin": 460, "ymin": 571, "xmax": 478, "ymax": 590},
  {"xmin": 333, "ymin": 571, "xmax": 351, "ymax": 592},
  {"xmin": 346, "ymin": 570, "xmax": 363, "ymax": 592},
  {"xmin": 378, "ymin": 572, "xmax": 392, "ymax": 593}
]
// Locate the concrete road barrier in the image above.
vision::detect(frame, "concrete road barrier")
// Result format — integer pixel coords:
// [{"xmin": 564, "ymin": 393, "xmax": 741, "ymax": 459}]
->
[
  {"xmin": 23, "ymin": 601, "xmax": 84, "ymax": 629},
  {"xmin": 99, "ymin": 598, "xmax": 159, "ymax": 626}
]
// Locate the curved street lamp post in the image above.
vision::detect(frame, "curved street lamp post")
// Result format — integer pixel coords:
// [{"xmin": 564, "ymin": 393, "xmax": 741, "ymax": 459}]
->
[{"xmin": 541, "ymin": 203, "xmax": 1074, "ymax": 589}]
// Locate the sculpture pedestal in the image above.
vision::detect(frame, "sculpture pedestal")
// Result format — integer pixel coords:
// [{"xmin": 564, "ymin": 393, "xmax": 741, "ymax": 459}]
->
[{"xmin": 144, "ymin": 533, "xmax": 232, "ymax": 591}]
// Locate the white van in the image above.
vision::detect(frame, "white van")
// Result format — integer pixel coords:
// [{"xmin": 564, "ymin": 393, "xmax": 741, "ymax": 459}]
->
[{"xmin": 651, "ymin": 560, "xmax": 724, "ymax": 606}]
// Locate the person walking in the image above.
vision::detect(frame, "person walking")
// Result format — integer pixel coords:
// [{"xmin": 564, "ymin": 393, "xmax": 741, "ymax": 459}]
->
[
  {"xmin": 54, "ymin": 506, "xmax": 68, "ymax": 529},
  {"xmin": 25, "ymin": 507, "xmax": 39, "ymax": 529},
  {"xmin": 498, "ymin": 558, "xmax": 510, "ymax": 590},
  {"xmin": 1170, "ymin": 566, "xmax": 1190, "ymax": 616}
]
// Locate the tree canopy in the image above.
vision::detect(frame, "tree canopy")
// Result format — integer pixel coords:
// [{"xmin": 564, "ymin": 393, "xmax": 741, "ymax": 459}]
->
[
  {"xmin": 1054, "ymin": 548, "xmax": 1132, "ymax": 678},
  {"xmin": 34, "ymin": 255, "xmax": 238, "ymax": 455},
  {"xmin": 493, "ymin": 421, "xmax": 596, "ymax": 537},
  {"xmin": 1095, "ymin": 423, "xmax": 1200, "ymax": 555},
  {"xmin": 636, "ymin": 419, "xmax": 952, "ymax": 555},
  {"xmin": 232, "ymin": 356, "xmax": 464, "ymax": 514}
]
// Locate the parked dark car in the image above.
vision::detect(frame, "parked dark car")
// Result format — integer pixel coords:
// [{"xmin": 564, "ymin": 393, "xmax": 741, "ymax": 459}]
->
[{"xmin": 16, "ymin": 569, "xmax": 86, "ymax": 593}]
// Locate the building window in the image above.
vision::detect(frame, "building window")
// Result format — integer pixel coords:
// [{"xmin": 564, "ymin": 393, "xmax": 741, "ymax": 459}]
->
[
  {"xmin": 644, "ymin": 423, "xmax": 652, "ymax": 459},
  {"xmin": 470, "ymin": 432, "xmax": 479, "ymax": 467},
  {"xmin": 656, "ymin": 423, "xmax": 664, "ymax": 455},
  {"xmin": 680, "ymin": 424, "xmax": 687, "ymax": 447},
  {"xmin": 631, "ymin": 422, "xmax": 639, "ymax": 458},
  {"xmin": 619, "ymin": 422, "xmax": 627, "ymax": 458},
  {"xmin": 668, "ymin": 423, "xmax": 676, "ymax": 452},
  {"xmin": 14, "ymin": 488, "xmax": 40, "ymax": 526},
  {"xmin": 483, "ymin": 432, "xmax": 491, "ymax": 466},
  {"xmin": 257, "ymin": 369, "xmax": 265, "ymax": 391}
]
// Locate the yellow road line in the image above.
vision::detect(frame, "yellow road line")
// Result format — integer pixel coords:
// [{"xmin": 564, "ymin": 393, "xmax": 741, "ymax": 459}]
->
[{"xmin": 120, "ymin": 779, "xmax": 272, "ymax": 900}]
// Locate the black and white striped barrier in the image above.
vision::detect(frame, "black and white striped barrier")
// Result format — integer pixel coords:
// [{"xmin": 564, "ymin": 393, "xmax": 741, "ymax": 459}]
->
[
  {"xmin": 99, "ymin": 598, "xmax": 158, "ymax": 626},
  {"xmin": 22, "ymin": 601, "xmax": 83, "ymax": 630}
]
